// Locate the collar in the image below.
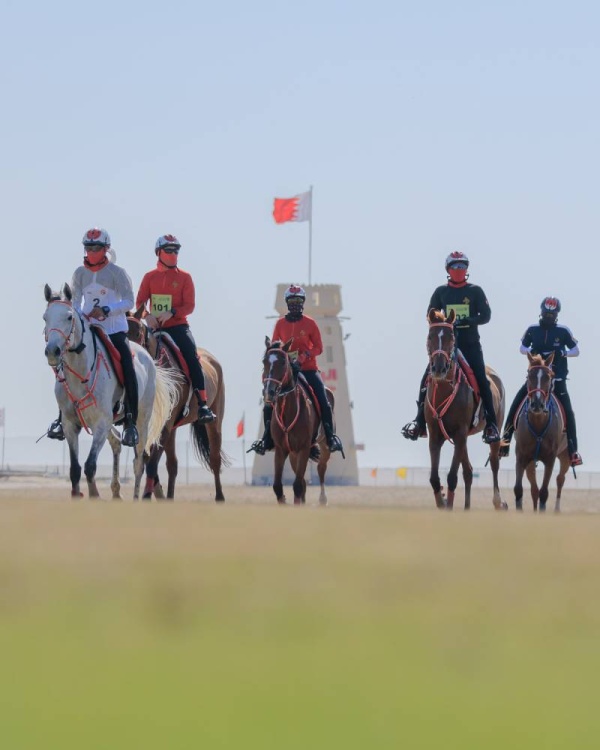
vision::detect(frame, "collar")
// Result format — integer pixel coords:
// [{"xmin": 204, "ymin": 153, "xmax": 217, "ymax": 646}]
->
[
  {"xmin": 83, "ymin": 256, "xmax": 110, "ymax": 271},
  {"xmin": 447, "ymin": 280, "xmax": 468, "ymax": 288},
  {"xmin": 156, "ymin": 260, "xmax": 180, "ymax": 273}
]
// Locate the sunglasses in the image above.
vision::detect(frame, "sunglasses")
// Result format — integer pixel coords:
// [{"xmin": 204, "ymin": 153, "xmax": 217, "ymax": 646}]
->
[
  {"xmin": 161, "ymin": 247, "xmax": 179, "ymax": 255},
  {"xmin": 448, "ymin": 262, "xmax": 468, "ymax": 270},
  {"xmin": 287, "ymin": 297, "xmax": 304, "ymax": 304}
]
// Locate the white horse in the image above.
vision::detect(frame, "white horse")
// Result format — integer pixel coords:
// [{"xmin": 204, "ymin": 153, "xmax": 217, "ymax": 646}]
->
[{"xmin": 43, "ymin": 283, "xmax": 180, "ymax": 499}]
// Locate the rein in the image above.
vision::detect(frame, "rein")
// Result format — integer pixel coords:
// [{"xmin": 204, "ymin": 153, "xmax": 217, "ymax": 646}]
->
[
  {"xmin": 426, "ymin": 322, "xmax": 468, "ymax": 444},
  {"xmin": 263, "ymin": 348, "xmax": 307, "ymax": 452},
  {"xmin": 524, "ymin": 365, "xmax": 556, "ymax": 463}
]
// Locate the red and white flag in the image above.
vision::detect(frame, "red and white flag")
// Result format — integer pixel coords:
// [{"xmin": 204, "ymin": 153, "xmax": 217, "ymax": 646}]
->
[
  {"xmin": 273, "ymin": 191, "xmax": 312, "ymax": 224},
  {"xmin": 236, "ymin": 414, "xmax": 245, "ymax": 438}
]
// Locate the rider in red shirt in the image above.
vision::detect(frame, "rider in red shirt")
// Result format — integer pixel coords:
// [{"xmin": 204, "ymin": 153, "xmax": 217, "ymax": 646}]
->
[
  {"xmin": 249, "ymin": 284, "xmax": 343, "ymax": 455},
  {"xmin": 136, "ymin": 234, "xmax": 215, "ymax": 424}
]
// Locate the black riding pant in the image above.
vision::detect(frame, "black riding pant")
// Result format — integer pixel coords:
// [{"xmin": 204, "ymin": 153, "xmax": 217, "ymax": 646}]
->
[
  {"xmin": 109, "ymin": 332, "xmax": 138, "ymax": 423},
  {"xmin": 505, "ymin": 380, "xmax": 578, "ymax": 450},
  {"xmin": 416, "ymin": 343, "xmax": 497, "ymax": 425},
  {"xmin": 166, "ymin": 324, "xmax": 206, "ymax": 393}
]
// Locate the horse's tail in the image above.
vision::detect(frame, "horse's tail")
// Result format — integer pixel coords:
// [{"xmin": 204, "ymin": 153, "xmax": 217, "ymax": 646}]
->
[
  {"xmin": 189, "ymin": 422, "xmax": 231, "ymax": 470},
  {"xmin": 145, "ymin": 365, "xmax": 181, "ymax": 452}
]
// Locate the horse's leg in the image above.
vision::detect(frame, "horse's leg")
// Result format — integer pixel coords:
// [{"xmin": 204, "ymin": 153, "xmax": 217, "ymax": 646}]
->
[
  {"xmin": 488, "ymin": 442, "xmax": 507, "ymax": 511},
  {"xmin": 446, "ymin": 435, "xmax": 466, "ymax": 510},
  {"xmin": 143, "ymin": 441, "xmax": 165, "ymax": 500},
  {"xmin": 428, "ymin": 433, "xmax": 446, "ymax": 509},
  {"xmin": 64, "ymin": 423, "xmax": 83, "ymax": 498},
  {"xmin": 273, "ymin": 446, "xmax": 287, "ymax": 504},
  {"xmin": 132, "ymin": 442, "xmax": 147, "ymax": 500},
  {"xmin": 555, "ymin": 452, "xmax": 569, "ymax": 513},
  {"xmin": 514, "ymin": 457, "xmax": 527, "ymax": 511},
  {"xmin": 461, "ymin": 445, "xmax": 474, "ymax": 511},
  {"xmin": 107, "ymin": 427, "xmax": 122, "ymax": 500},
  {"xmin": 165, "ymin": 430, "xmax": 178, "ymax": 499},
  {"xmin": 206, "ymin": 422, "xmax": 225, "ymax": 502},
  {"xmin": 524, "ymin": 461, "xmax": 538, "ymax": 511},
  {"xmin": 538, "ymin": 458, "xmax": 556, "ymax": 512},
  {"xmin": 84, "ymin": 424, "xmax": 110, "ymax": 499},
  {"xmin": 317, "ymin": 445, "xmax": 331, "ymax": 506},
  {"xmin": 289, "ymin": 450, "xmax": 309, "ymax": 504}
]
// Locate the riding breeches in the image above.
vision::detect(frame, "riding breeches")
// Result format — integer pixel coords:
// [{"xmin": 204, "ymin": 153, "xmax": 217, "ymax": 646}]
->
[
  {"xmin": 109, "ymin": 332, "xmax": 138, "ymax": 423},
  {"xmin": 166, "ymin": 324, "xmax": 206, "ymax": 392}
]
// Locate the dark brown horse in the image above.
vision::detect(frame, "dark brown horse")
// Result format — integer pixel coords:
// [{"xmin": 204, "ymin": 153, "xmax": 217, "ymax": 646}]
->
[
  {"xmin": 425, "ymin": 308, "xmax": 507, "ymax": 510},
  {"xmin": 261, "ymin": 337, "xmax": 333, "ymax": 504},
  {"xmin": 511, "ymin": 352, "xmax": 570, "ymax": 512},
  {"xmin": 127, "ymin": 310, "xmax": 228, "ymax": 501}
]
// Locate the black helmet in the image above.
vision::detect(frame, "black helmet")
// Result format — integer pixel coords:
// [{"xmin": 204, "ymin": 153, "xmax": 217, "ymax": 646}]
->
[{"xmin": 540, "ymin": 296, "xmax": 561, "ymax": 315}]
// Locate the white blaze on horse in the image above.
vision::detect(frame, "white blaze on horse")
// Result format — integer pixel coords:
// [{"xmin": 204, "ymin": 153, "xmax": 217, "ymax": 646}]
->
[{"xmin": 43, "ymin": 283, "xmax": 179, "ymax": 499}]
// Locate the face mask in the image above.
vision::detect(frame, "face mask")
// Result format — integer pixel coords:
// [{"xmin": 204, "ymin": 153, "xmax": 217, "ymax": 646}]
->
[
  {"xmin": 447, "ymin": 267, "xmax": 467, "ymax": 285},
  {"xmin": 286, "ymin": 302, "xmax": 304, "ymax": 319},
  {"xmin": 159, "ymin": 250, "xmax": 178, "ymax": 268},
  {"xmin": 84, "ymin": 248, "xmax": 108, "ymax": 268}
]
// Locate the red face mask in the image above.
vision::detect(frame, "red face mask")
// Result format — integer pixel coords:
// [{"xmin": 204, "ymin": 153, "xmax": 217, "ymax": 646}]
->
[
  {"xmin": 159, "ymin": 250, "xmax": 178, "ymax": 268},
  {"xmin": 447, "ymin": 267, "xmax": 467, "ymax": 285},
  {"xmin": 84, "ymin": 248, "xmax": 108, "ymax": 269}
]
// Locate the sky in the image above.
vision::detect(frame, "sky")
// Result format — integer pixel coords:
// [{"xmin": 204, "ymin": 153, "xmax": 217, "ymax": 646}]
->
[{"xmin": 1, "ymin": 0, "xmax": 599, "ymax": 473}]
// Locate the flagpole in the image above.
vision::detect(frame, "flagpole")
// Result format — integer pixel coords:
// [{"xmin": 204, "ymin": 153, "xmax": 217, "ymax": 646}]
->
[
  {"xmin": 241, "ymin": 411, "xmax": 247, "ymax": 485},
  {"xmin": 308, "ymin": 184, "xmax": 313, "ymax": 285}
]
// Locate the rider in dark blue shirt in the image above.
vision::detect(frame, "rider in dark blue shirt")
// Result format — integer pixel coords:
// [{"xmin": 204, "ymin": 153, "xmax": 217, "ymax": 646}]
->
[
  {"xmin": 402, "ymin": 251, "xmax": 501, "ymax": 444},
  {"xmin": 500, "ymin": 297, "xmax": 582, "ymax": 466}
]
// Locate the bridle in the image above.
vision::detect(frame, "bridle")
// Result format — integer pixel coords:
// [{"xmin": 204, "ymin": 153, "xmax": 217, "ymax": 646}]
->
[
  {"xmin": 526, "ymin": 364, "xmax": 554, "ymax": 411},
  {"xmin": 425, "ymin": 321, "xmax": 467, "ymax": 443},
  {"xmin": 262, "ymin": 347, "xmax": 296, "ymax": 402},
  {"xmin": 427, "ymin": 322, "xmax": 456, "ymax": 378},
  {"xmin": 44, "ymin": 300, "xmax": 86, "ymax": 355}
]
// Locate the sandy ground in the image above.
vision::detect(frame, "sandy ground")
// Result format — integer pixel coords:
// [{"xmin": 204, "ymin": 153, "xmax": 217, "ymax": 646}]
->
[{"xmin": 0, "ymin": 474, "xmax": 597, "ymax": 513}]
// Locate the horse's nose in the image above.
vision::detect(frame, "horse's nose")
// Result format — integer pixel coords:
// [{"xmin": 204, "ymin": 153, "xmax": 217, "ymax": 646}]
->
[{"xmin": 45, "ymin": 344, "xmax": 60, "ymax": 358}]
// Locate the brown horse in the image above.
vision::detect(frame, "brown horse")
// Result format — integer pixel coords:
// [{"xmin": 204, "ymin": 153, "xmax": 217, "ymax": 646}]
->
[
  {"xmin": 127, "ymin": 310, "xmax": 228, "ymax": 501},
  {"xmin": 511, "ymin": 352, "xmax": 570, "ymax": 512},
  {"xmin": 425, "ymin": 309, "xmax": 507, "ymax": 510},
  {"xmin": 261, "ymin": 337, "xmax": 333, "ymax": 505}
]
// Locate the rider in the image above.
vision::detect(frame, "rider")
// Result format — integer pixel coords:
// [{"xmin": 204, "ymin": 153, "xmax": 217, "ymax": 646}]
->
[
  {"xmin": 46, "ymin": 227, "xmax": 140, "ymax": 446},
  {"xmin": 500, "ymin": 296, "xmax": 582, "ymax": 466},
  {"xmin": 402, "ymin": 251, "xmax": 501, "ymax": 444},
  {"xmin": 136, "ymin": 234, "xmax": 215, "ymax": 424},
  {"xmin": 249, "ymin": 284, "xmax": 344, "ymax": 456}
]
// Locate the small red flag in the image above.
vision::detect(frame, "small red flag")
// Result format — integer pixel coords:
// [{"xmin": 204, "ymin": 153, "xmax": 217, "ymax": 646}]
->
[
  {"xmin": 272, "ymin": 191, "xmax": 311, "ymax": 224},
  {"xmin": 236, "ymin": 415, "xmax": 245, "ymax": 438}
]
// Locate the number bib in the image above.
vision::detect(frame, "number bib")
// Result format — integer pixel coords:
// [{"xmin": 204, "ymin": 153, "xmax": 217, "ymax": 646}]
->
[
  {"xmin": 151, "ymin": 294, "xmax": 173, "ymax": 315},
  {"xmin": 446, "ymin": 303, "xmax": 470, "ymax": 327}
]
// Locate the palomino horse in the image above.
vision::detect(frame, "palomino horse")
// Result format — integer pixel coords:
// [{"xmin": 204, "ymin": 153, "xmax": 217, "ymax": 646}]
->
[
  {"xmin": 44, "ymin": 284, "xmax": 179, "ymax": 499},
  {"xmin": 425, "ymin": 309, "xmax": 507, "ymax": 510},
  {"xmin": 511, "ymin": 352, "xmax": 570, "ymax": 512},
  {"xmin": 261, "ymin": 337, "xmax": 334, "ymax": 505},
  {"xmin": 127, "ymin": 309, "xmax": 228, "ymax": 501}
]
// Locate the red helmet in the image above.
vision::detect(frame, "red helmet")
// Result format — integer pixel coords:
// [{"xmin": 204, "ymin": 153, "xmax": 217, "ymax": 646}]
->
[{"xmin": 445, "ymin": 251, "xmax": 469, "ymax": 268}]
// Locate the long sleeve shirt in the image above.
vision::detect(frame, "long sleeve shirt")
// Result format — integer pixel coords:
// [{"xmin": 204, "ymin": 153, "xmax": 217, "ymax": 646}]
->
[
  {"xmin": 428, "ymin": 283, "xmax": 492, "ymax": 346},
  {"xmin": 71, "ymin": 263, "xmax": 134, "ymax": 335},
  {"xmin": 271, "ymin": 314, "xmax": 323, "ymax": 372},
  {"xmin": 136, "ymin": 264, "xmax": 196, "ymax": 328}
]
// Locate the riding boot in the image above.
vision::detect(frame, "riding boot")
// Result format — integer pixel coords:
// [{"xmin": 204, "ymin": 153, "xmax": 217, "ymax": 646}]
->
[
  {"xmin": 401, "ymin": 397, "xmax": 427, "ymax": 441},
  {"xmin": 482, "ymin": 413, "xmax": 501, "ymax": 444},
  {"xmin": 323, "ymin": 418, "xmax": 344, "ymax": 455},
  {"xmin": 499, "ymin": 424, "xmax": 514, "ymax": 458},
  {"xmin": 248, "ymin": 406, "xmax": 274, "ymax": 455},
  {"xmin": 122, "ymin": 413, "xmax": 139, "ymax": 447},
  {"xmin": 47, "ymin": 412, "xmax": 65, "ymax": 441},
  {"xmin": 568, "ymin": 438, "xmax": 583, "ymax": 467},
  {"xmin": 194, "ymin": 389, "xmax": 216, "ymax": 424}
]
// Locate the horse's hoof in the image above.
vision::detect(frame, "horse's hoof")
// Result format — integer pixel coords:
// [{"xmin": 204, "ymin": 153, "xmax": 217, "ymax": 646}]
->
[{"xmin": 71, "ymin": 491, "xmax": 83, "ymax": 498}]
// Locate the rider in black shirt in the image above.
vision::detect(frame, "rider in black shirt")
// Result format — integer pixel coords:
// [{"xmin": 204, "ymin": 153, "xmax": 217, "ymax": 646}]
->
[
  {"xmin": 500, "ymin": 296, "xmax": 582, "ymax": 466},
  {"xmin": 402, "ymin": 251, "xmax": 501, "ymax": 444}
]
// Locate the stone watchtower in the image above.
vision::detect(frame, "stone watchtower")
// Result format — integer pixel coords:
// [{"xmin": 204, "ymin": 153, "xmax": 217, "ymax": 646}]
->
[{"xmin": 251, "ymin": 283, "xmax": 359, "ymax": 486}]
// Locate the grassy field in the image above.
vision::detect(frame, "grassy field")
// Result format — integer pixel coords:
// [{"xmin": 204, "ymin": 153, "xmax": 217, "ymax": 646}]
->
[{"xmin": 0, "ymin": 480, "xmax": 599, "ymax": 749}]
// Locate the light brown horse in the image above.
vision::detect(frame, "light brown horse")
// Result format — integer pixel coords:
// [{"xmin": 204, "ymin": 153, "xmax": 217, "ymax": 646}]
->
[
  {"xmin": 511, "ymin": 352, "xmax": 570, "ymax": 512},
  {"xmin": 261, "ymin": 337, "xmax": 333, "ymax": 505},
  {"xmin": 127, "ymin": 310, "xmax": 228, "ymax": 501},
  {"xmin": 425, "ymin": 308, "xmax": 507, "ymax": 510}
]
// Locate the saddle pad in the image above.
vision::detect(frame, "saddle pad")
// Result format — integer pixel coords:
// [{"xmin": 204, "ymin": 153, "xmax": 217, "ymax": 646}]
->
[{"xmin": 90, "ymin": 325, "xmax": 125, "ymax": 387}]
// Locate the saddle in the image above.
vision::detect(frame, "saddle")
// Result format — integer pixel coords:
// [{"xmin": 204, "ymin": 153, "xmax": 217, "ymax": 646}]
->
[
  {"xmin": 156, "ymin": 332, "xmax": 192, "ymax": 381},
  {"xmin": 296, "ymin": 373, "xmax": 326, "ymax": 448},
  {"xmin": 456, "ymin": 349, "xmax": 484, "ymax": 432},
  {"xmin": 90, "ymin": 325, "xmax": 126, "ymax": 387}
]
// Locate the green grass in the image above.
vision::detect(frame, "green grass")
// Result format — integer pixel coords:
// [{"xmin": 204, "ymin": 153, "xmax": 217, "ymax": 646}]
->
[{"xmin": 1, "ymin": 501, "xmax": 599, "ymax": 749}]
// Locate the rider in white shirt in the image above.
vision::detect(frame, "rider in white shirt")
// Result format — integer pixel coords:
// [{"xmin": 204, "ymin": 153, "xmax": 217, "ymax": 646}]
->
[{"xmin": 46, "ymin": 228, "xmax": 139, "ymax": 446}]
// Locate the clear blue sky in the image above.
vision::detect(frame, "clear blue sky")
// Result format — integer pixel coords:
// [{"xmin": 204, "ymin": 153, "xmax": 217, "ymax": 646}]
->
[{"xmin": 2, "ymin": 1, "xmax": 599, "ymax": 471}]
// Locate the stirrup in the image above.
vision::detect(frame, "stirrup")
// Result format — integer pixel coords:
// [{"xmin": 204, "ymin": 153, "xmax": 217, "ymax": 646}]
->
[
  {"xmin": 248, "ymin": 439, "xmax": 266, "ymax": 456},
  {"xmin": 402, "ymin": 421, "xmax": 425, "ymax": 441},
  {"xmin": 482, "ymin": 424, "xmax": 501, "ymax": 444},
  {"xmin": 47, "ymin": 419, "xmax": 65, "ymax": 441},
  {"xmin": 570, "ymin": 451, "xmax": 583, "ymax": 467},
  {"xmin": 121, "ymin": 424, "xmax": 139, "ymax": 447},
  {"xmin": 197, "ymin": 405, "xmax": 216, "ymax": 424}
]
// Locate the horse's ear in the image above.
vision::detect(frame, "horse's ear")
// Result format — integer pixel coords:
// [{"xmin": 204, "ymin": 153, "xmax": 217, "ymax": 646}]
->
[
  {"xmin": 427, "ymin": 308, "xmax": 436, "ymax": 323},
  {"xmin": 265, "ymin": 335, "xmax": 271, "ymax": 350},
  {"xmin": 44, "ymin": 284, "xmax": 52, "ymax": 302},
  {"xmin": 446, "ymin": 309, "xmax": 456, "ymax": 325},
  {"xmin": 63, "ymin": 283, "xmax": 72, "ymax": 301},
  {"xmin": 545, "ymin": 351, "xmax": 555, "ymax": 366},
  {"xmin": 134, "ymin": 304, "xmax": 145, "ymax": 320},
  {"xmin": 282, "ymin": 339, "xmax": 293, "ymax": 352}
]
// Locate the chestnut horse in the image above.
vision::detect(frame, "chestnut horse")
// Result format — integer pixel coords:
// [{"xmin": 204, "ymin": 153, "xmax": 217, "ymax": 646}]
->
[
  {"xmin": 127, "ymin": 310, "xmax": 228, "ymax": 501},
  {"xmin": 261, "ymin": 337, "xmax": 333, "ymax": 505},
  {"xmin": 425, "ymin": 309, "xmax": 507, "ymax": 510},
  {"xmin": 511, "ymin": 352, "xmax": 570, "ymax": 512}
]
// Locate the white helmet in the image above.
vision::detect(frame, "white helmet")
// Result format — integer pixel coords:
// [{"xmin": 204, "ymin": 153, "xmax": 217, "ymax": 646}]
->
[
  {"xmin": 82, "ymin": 227, "xmax": 111, "ymax": 247},
  {"xmin": 155, "ymin": 234, "xmax": 181, "ymax": 253},
  {"xmin": 445, "ymin": 251, "xmax": 469, "ymax": 268},
  {"xmin": 284, "ymin": 284, "xmax": 306, "ymax": 302}
]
